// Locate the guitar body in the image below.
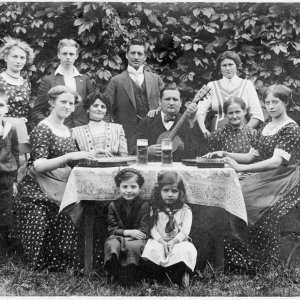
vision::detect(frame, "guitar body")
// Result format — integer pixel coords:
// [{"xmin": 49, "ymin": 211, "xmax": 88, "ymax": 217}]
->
[
  {"xmin": 156, "ymin": 85, "xmax": 211, "ymax": 153},
  {"xmin": 157, "ymin": 132, "xmax": 184, "ymax": 152}
]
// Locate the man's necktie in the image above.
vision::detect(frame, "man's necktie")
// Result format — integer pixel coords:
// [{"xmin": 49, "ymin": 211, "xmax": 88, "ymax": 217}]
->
[{"xmin": 164, "ymin": 114, "xmax": 176, "ymax": 123}]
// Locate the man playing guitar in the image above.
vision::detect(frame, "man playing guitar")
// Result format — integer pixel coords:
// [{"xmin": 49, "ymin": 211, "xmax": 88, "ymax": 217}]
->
[{"xmin": 136, "ymin": 84, "xmax": 205, "ymax": 161}]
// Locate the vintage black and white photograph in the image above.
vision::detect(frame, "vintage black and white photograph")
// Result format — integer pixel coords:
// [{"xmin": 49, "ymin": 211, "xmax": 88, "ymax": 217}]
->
[{"xmin": 0, "ymin": 1, "xmax": 300, "ymax": 296}]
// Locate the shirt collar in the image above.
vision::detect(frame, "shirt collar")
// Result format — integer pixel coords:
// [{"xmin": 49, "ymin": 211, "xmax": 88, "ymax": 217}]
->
[
  {"xmin": 161, "ymin": 111, "xmax": 177, "ymax": 124},
  {"xmin": 221, "ymin": 74, "xmax": 239, "ymax": 85},
  {"xmin": 127, "ymin": 65, "xmax": 144, "ymax": 74},
  {"xmin": 228, "ymin": 122, "xmax": 245, "ymax": 132},
  {"xmin": 55, "ymin": 65, "xmax": 81, "ymax": 77},
  {"xmin": 161, "ymin": 111, "xmax": 168, "ymax": 122}
]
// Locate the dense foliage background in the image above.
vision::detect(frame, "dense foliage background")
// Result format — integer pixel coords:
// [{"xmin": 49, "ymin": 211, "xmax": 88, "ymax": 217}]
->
[{"xmin": 1, "ymin": 2, "xmax": 300, "ymax": 112}]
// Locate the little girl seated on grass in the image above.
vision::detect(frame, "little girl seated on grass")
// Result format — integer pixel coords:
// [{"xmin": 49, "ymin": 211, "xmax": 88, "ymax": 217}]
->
[
  {"xmin": 141, "ymin": 171, "xmax": 197, "ymax": 287},
  {"xmin": 103, "ymin": 168, "xmax": 150, "ymax": 284}
]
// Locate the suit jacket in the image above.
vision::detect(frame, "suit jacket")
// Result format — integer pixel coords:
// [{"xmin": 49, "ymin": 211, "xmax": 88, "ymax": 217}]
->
[
  {"xmin": 105, "ymin": 70, "xmax": 164, "ymax": 154},
  {"xmin": 0, "ymin": 121, "xmax": 19, "ymax": 178},
  {"xmin": 31, "ymin": 73, "xmax": 94, "ymax": 128},
  {"xmin": 136, "ymin": 112, "xmax": 203, "ymax": 161},
  {"xmin": 107, "ymin": 196, "xmax": 150, "ymax": 237}
]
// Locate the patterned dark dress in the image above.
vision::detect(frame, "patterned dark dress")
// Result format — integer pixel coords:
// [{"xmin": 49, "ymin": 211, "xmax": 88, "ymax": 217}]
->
[
  {"xmin": 0, "ymin": 75, "xmax": 31, "ymax": 120},
  {"xmin": 13, "ymin": 123, "xmax": 81, "ymax": 270},
  {"xmin": 225, "ymin": 120, "xmax": 300, "ymax": 272},
  {"xmin": 208, "ymin": 123, "xmax": 257, "ymax": 153}
]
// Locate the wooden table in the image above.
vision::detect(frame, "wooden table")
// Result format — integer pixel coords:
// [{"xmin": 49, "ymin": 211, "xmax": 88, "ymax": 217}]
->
[{"xmin": 60, "ymin": 163, "xmax": 247, "ymax": 273}]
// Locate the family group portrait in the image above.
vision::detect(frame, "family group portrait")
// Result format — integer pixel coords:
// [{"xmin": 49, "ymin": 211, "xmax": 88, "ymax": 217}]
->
[{"xmin": 1, "ymin": 1, "xmax": 300, "ymax": 297}]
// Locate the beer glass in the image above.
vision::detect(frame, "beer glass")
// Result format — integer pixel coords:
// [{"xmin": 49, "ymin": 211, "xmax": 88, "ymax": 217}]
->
[
  {"xmin": 137, "ymin": 139, "xmax": 148, "ymax": 165},
  {"xmin": 161, "ymin": 139, "xmax": 173, "ymax": 166}
]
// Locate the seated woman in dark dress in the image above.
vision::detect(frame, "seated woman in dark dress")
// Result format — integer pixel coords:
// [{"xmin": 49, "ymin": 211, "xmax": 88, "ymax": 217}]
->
[
  {"xmin": 208, "ymin": 97, "xmax": 257, "ymax": 154},
  {"xmin": 207, "ymin": 84, "xmax": 300, "ymax": 272},
  {"xmin": 13, "ymin": 86, "xmax": 94, "ymax": 270}
]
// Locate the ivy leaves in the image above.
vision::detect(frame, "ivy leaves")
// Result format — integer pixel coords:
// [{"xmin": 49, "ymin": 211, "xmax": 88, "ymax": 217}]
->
[{"xmin": 0, "ymin": 2, "xmax": 300, "ymax": 109}]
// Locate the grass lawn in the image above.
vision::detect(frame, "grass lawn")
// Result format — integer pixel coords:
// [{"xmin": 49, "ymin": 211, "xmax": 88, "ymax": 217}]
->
[{"xmin": 1, "ymin": 250, "xmax": 300, "ymax": 297}]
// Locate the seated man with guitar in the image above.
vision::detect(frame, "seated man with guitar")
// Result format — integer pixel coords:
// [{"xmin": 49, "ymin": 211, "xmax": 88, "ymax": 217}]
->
[{"xmin": 136, "ymin": 83, "xmax": 209, "ymax": 161}]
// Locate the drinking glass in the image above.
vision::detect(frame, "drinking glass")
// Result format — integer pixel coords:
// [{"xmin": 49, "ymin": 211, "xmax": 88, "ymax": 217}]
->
[
  {"xmin": 161, "ymin": 139, "xmax": 173, "ymax": 166},
  {"xmin": 137, "ymin": 139, "xmax": 148, "ymax": 165}
]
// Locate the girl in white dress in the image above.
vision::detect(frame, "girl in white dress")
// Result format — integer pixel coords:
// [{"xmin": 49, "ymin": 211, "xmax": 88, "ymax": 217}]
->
[{"xmin": 141, "ymin": 171, "xmax": 197, "ymax": 286}]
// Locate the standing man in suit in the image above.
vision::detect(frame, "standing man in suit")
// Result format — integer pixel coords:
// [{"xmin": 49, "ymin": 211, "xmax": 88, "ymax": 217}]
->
[
  {"xmin": 31, "ymin": 39, "xmax": 94, "ymax": 128},
  {"xmin": 105, "ymin": 39, "xmax": 164, "ymax": 154},
  {"xmin": 136, "ymin": 84, "xmax": 204, "ymax": 161}
]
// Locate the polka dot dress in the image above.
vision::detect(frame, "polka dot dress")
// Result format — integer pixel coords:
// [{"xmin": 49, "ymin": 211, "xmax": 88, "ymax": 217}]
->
[
  {"xmin": 12, "ymin": 123, "xmax": 81, "ymax": 270},
  {"xmin": 0, "ymin": 76, "xmax": 31, "ymax": 119},
  {"xmin": 225, "ymin": 122, "xmax": 300, "ymax": 272},
  {"xmin": 208, "ymin": 123, "xmax": 257, "ymax": 153}
]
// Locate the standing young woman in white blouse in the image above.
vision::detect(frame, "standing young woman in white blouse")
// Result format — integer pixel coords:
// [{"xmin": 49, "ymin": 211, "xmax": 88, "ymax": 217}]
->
[{"xmin": 196, "ymin": 51, "xmax": 265, "ymax": 138}]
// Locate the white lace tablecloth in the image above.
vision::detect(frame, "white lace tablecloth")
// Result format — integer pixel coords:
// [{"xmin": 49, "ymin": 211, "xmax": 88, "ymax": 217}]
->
[{"xmin": 59, "ymin": 163, "xmax": 247, "ymax": 223}]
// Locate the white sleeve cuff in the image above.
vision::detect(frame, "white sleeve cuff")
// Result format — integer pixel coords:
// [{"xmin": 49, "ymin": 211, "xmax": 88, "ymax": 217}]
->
[
  {"xmin": 274, "ymin": 148, "xmax": 291, "ymax": 161},
  {"xmin": 249, "ymin": 147, "xmax": 260, "ymax": 156}
]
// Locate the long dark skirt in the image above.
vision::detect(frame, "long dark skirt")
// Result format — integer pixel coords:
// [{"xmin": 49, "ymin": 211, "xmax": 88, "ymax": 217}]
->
[
  {"xmin": 12, "ymin": 175, "xmax": 82, "ymax": 270},
  {"xmin": 225, "ymin": 165, "xmax": 300, "ymax": 272}
]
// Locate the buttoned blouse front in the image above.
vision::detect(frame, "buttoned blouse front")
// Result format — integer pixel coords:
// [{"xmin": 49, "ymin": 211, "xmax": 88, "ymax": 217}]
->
[{"xmin": 197, "ymin": 75, "xmax": 264, "ymax": 123}]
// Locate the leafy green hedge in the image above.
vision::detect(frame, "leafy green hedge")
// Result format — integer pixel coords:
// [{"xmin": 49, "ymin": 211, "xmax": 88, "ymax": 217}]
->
[{"xmin": 1, "ymin": 2, "xmax": 300, "ymax": 112}]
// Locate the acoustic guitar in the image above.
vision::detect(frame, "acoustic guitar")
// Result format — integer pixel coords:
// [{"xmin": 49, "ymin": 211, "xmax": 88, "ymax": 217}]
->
[{"xmin": 156, "ymin": 85, "xmax": 211, "ymax": 152}]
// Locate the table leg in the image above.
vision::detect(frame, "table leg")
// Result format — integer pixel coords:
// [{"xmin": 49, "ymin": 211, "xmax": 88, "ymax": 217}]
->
[
  {"xmin": 214, "ymin": 235, "xmax": 225, "ymax": 272},
  {"xmin": 84, "ymin": 202, "xmax": 94, "ymax": 274}
]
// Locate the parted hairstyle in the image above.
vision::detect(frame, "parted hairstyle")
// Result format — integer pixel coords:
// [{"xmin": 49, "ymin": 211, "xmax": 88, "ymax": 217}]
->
[
  {"xmin": 84, "ymin": 92, "xmax": 111, "ymax": 114},
  {"xmin": 263, "ymin": 84, "xmax": 293, "ymax": 108},
  {"xmin": 0, "ymin": 38, "xmax": 35, "ymax": 65},
  {"xmin": 150, "ymin": 171, "xmax": 187, "ymax": 225},
  {"xmin": 216, "ymin": 51, "xmax": 242, "ymax": 70},
  {"xmin": 57, "ymin": 39, "xmax": 80, "ymax": 53},
  {"xmin": 126, "ymin": 38, "xmax": 147, "ymax": 53},
  {"xmin": 223, "ymin": 97, "xmax": 247, "ymax": 115},
  {"xmin": 48, "ymin": 85, "xmax": 79, "ymax": 104},
  {"xmin": 114, "ymin": 168, "xmax": 145, "ymax": 188}
]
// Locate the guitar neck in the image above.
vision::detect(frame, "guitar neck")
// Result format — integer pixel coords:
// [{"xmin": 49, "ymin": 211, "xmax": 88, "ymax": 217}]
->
[
  {"xmin": 166, "ymin": 85, "xmax": 210, "ymax": 140},
  {"xmin": 168, "ymin": 110, "xmax": 190, "ymax": 140}
]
